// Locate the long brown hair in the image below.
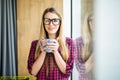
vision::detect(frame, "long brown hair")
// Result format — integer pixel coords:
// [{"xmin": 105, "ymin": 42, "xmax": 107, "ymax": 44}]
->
[{"xmin": 35, "ymin": 7, "xmax": 68, "ymax": 61}]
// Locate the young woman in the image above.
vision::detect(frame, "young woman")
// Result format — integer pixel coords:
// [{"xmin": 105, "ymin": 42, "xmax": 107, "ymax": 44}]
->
[
  {"xmin": 74, "ymin": 13, "xmax": 94, "ymax": 80},
  {"xmin": 27, "ymin": 7, "xmax": 74, "ymax": 80}
]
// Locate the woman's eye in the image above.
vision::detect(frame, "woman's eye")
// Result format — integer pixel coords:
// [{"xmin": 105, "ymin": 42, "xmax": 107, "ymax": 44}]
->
[{"xmin": 53, "ymin": 19, "xmax": 59, "ymax": 22}]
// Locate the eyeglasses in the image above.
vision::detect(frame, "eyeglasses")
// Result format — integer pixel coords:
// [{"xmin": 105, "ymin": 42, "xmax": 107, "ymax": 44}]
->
[{"xmin": 43, "ymin": 18, "xmax": 61, "ymax": 25}]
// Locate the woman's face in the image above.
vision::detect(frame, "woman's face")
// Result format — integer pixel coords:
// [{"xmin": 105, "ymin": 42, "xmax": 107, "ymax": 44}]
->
[{"xmin": 43, "ymin": 12, "xmax": 60, "ymax": 36}]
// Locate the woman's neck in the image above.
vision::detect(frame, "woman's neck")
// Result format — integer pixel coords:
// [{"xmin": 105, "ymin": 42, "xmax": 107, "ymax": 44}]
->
[{"xmin": 48, "ymin": 34, "xmax": 56, "ymax": 39}]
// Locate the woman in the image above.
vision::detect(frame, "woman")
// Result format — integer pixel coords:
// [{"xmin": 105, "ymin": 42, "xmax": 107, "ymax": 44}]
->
[
  {"xmin": 27, "ymin": 7, "xmax": 74, "ymax": 80},
  {"xmin": 74, "ymin": 13, "xmax": 94, "ymax": 80}
]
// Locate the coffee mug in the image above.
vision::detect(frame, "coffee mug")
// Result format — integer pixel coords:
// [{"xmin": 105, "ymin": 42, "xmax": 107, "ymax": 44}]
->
[{"xmin": 39, "ymin": 39, "xmax": 53, "ymax": 53}]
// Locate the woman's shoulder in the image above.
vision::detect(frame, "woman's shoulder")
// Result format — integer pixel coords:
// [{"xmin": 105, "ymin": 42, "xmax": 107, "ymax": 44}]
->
[
  {"xmin": 75, "ymin": 36, "xmax": 82, "ymax": 41},
  {"xmin": 65, "ymin": 37, "xmax": 74, "ymax": 47},
  {"xmin": 31, "ymin": 40, "xmax": 38, "ymax": 43},
  {"xmin": 30, "ymin": 40, "xmax": 39, "ymax": 46},
  {"xmin": 66, "ymin": 37, "xmax": 73, "ymax": 43},
  {"xmin": 66, "ymin": 37, "xmax": 72, "ymax": 40},
  {"xmin": 74, "ymin": 36, "xmax": 83, "ymax": 43}
]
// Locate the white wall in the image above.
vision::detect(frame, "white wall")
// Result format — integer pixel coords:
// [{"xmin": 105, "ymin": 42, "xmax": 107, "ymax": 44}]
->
[
  {"xmin": 63, "ymin": 0, "xmax": 71, "ymax": 38},
  {"xmin": 72, "ymin": 0, "xmax": 81, "ymax": 80},
  {"xmin": 63, "ymin": 0, "xmax": 81, "ymax": 80},
  {"xmin": 94, "ymin": 0, "xmax": 120, "ymax": 80},
  {"xmin": 63, "ymin": 0, "xmax": 81, "ymax": 39},
  {"xmin": 72, "ymin": 0, "xmax": 81, "ymax": 39},
  {"xmin": 63, "ymin": 0, "xmax": 72, "ymax": 80}
]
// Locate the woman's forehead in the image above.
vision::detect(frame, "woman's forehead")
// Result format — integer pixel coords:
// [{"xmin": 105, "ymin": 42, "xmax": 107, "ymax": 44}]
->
[{"xmin": 44, "ymin": 12, "xmax": 59, "ymax": 18}]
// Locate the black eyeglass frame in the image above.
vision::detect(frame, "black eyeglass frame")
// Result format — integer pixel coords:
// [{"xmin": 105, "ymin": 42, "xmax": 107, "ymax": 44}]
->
[{"xmin": 43, "ymin": 18, "xmax": 61, "ymax": 25}]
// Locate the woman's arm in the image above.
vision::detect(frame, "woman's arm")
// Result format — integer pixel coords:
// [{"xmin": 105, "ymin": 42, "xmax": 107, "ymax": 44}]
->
[
  {"xmin": 64, "ymin": 38, "xmax": 74, "ymax": 77},
  {"xmin": 85, "ymin": 54, "xmax": 93, "ymax": 72},
  {"xmin": 53, "ymin": 51, "xmax": 66, "ymax": 74},
  {"xmin": 31, "ymin": 51, "xmax": 46, "ymax": 75},
  {"xmin": 47, "ymin": 38, "xmax": 74, "ymax": 76},
  {"xmin": 47, "ymin": 39, "xmax": 66, "ymax": 74},
  {"xmin": 55, "ymin": 38, "xmax": 74, "ymax": 77},
  {"xmin": 27, "ymin": 40, "xmax": 46, "ymax": 76}
]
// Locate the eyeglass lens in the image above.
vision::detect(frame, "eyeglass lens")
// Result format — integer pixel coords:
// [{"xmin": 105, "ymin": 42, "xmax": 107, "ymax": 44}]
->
[{"xmin": 43, "ymin": 18, "xmax": 60, "ymax": 25}]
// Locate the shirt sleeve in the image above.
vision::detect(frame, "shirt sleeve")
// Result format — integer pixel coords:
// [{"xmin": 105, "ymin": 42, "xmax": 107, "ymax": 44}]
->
[
  {"xmin": 62, "ymin": 38, "xmax": 75, "ymax": 77},
  {"xmin": 27, "ymin": 40, "xmax": 37, "ymax": 75},
  {"xmin": 74, "ymin": 37, "xmax": 85, "ymax": 73}
]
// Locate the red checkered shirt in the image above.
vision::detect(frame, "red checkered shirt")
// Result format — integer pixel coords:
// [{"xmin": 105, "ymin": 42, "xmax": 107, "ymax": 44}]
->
[{"xmin": 28, "ymin": 37, "xmax": 74, "ymax": 80}]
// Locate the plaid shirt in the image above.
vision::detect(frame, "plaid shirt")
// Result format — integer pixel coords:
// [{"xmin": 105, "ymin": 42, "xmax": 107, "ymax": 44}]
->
[
  {"xmin": 74, "ymin": 37, "xmax": 93, "ymax": 80},
  {"xmin": 27, "ymin": 37, "xmax": 74, "ymax": 80}
]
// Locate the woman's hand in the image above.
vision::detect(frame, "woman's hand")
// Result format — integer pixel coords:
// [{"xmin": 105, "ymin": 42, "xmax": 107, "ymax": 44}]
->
[
  {"xmin": 40, "ymin": 45, "xmax": 46, "ymax": 53},
  {"xmin": 47, "ymin": 39, "xmax": 59, "ymax": 53},
  {"xmin": 85, "ymin": 54, "xmax": 93, "ymax": 73},
  {"xmin": 39, "ymin": 39, "xmax": 48, "ymax": 53}
]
